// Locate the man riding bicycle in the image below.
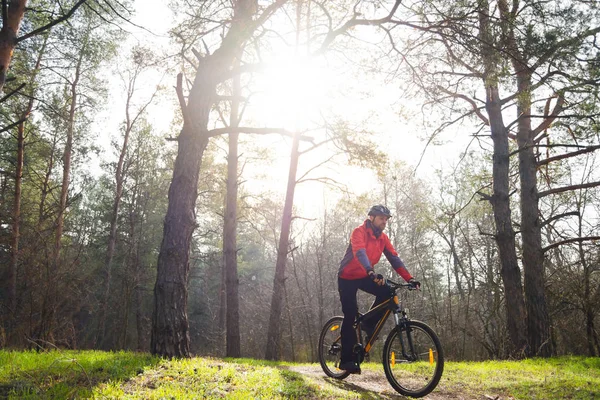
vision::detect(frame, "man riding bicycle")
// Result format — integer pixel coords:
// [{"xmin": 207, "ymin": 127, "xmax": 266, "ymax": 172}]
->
[{"xmin": 337, "ymin": 204, "xmax": 420, "ymax": 374}]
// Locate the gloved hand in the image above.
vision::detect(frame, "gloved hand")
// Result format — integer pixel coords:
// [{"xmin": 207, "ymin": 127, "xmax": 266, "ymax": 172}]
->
[
  {"xmin": 369, "ymin": 271, "xmax": 385, "ymax": 286},
  {"xmin": 409, "ymin": 278, "xmax": 421, "ymax": 289}
]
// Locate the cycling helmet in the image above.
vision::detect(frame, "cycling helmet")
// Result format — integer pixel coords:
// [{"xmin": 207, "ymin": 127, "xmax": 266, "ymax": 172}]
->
[{"xmin": 368, "ymin": 204, "xmax": 392, "ymax": 217}]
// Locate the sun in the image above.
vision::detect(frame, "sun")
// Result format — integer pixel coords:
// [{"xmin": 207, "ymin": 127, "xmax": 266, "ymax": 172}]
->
[{"xmin": 249, "ymin": 55, "xmax": 330, "ymax": 131}]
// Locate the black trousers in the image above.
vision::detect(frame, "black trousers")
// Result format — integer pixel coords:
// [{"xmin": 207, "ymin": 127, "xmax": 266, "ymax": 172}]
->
[{"xmin": 337, "ymin": 276, "xmax": 391, "ymax": 363}]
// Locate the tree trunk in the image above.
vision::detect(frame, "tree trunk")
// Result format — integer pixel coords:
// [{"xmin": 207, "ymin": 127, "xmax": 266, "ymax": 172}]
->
[
  {"xmin": 37, "ymin": 51, "xmax": 83, "ymax": 344},
  {"xmin": 224, "ymin": 61, "xmax": 241, "ymax": 357},
  {"xmin": 97, "ymin": 71, "xmax": 135, "ymax": 349},
  {"xmin": 8, "ymin": 33, "xmax": 49, "ymax": 346},
  {"xmin": 151, "ymin": 121, "xmax": 209, "ymax": 357},
  {"xmin": 479, "ymin": 1, "xmax": 529, "ymax": 357},
  {"xmin": 515, "ymin": 71, "xmax": 553, "ymax": 357},
  {"xmin": 265, "ymin": 133, "xmax": 300, "ymax": 360},
  {"xmin": 485, "ymin": 84, "xmax": 529, "ymax": 357},
  {"xmin": 150, "ymin": 0, "xmax": 284, "ymax": 358},
  {"xmin": 0, "ymin": 0, "xmax": 26, "ymax": 92},
  {"xmin": 7, "ymin": 120, "xmax": 24, "ymax": 342}
]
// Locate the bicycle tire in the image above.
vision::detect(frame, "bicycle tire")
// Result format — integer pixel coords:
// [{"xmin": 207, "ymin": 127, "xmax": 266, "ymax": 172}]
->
[
  {"xmin": 318, "ymin": 316, "xmax": 350, "ymax": 379},
  {"xmin": 382, "ymin": 320, "xmax": 444, "ymax": 398}
]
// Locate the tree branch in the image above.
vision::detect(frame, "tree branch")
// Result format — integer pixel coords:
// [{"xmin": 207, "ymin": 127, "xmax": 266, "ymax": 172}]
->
[
  {"xmin": 17, "ymin": 0, "xmax": 88, "ymax": 43},
  {"xmin": 532, "ymin": 93, "xmax": 565, "ymax": 138},
  {"xmin": 537, "ymin": 145, "xmax": 600, "ymax": 167},
  {"xmin": 436, "ymin": 85, "xmax": 489, "ymax": 125},
  {"xmin": 540, "ymin": 211, "xmax": 580, "ymax": 228},
  {"xmin": 543, "ymin": 236, "xmax": 600, "ymax": 253},
  {"xmin": 175, "ymin": 73, "xmax": 189, "ymax": 125},
  {"xmin": 207, "ymin": 126, "xmax": 313, "ymax": 142},
  {"xmin": 531, "ymin": 27, "xmax": 600, "ymax": 72},
  {"xmin": 314, "ymin": 0, "xmax": 402, "ymax": 55},
  {"xmin": 0, "ymin": 82, "xmax": 26, "ymax": 103},
  {"xmin": 0, "ymin": 117, "xmax": 27, "ymax": 134},
  {"xmin": 538, "ymin": 181, "xmax": 600, "ymax": 198}
]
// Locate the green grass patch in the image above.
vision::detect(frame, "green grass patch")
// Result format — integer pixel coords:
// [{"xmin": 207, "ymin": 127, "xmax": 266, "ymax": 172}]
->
[
  {"xmin": 95, "ymin": 357, "xmax": 349, "ymax": 399},
  {"xmin": 438, "ymin": 356, "xmax": 600, "ymax": 399},
  {"xmin": 0, "ymin": 350, "xmax": 598, "ymax": 399},
  {"xmin": 0, "ymin": 349, "xmax": 160, "ymax": 399}
]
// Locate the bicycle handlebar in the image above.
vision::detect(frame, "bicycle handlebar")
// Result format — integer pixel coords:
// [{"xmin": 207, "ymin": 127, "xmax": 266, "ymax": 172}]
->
[{"xmin": 385, "ymin": 279, "xmax": 418, "ymax": 290}]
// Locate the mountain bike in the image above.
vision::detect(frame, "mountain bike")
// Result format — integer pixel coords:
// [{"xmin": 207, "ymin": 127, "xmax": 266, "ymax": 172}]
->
[{"xmin": 318, "ymin": 279, "xmax": 444, "ymax": 398}]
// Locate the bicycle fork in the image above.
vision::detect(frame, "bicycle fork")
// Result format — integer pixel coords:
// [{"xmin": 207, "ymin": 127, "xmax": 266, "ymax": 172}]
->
[{"xmin": 393, "ymin": 300, "xmax": 418, "ymax": 362}]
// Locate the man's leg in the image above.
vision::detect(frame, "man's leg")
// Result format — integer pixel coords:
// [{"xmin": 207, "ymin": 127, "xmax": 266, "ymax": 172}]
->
[
  {"xmin": 337, "ymin": 277, "xmax": 361, "ymax": 372},
  {"xmin": 358, "ymin": 279, "xmax": 390, "ymax": 340}
]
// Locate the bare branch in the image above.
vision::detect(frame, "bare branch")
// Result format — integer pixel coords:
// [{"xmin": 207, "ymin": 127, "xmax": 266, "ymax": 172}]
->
[
  {"xmin": 175, "ymin": 73, "xmax": 189, "ymax": 125},
  {"xmin": 436, "ymin": 85, "xmax": 489, "ymax": 125},
  {"xmin": 543, "ymin": 236, "xmax": 600, "ymax": 253},
  {"xmin": 532, "ymin": 93, "xmax": 565, "ymax": 138},
  {"xmin": 537, "ymin": 145, "xmax": 600, "ymax": 167},
  {"xmin": 295, "ymin": 154, "xmax": 336, "ymax": 183},
  {"xmin": 314, "ymin": 0, "xmax": 402, "ymax": 55},
  {"xmin": 191, "ymin": 47, "xmax": 203, "ymax": 61},
  {"xmin": 207, "ymin": 126, "xmax": 313, "ymax": 141},
  {"xmin": 538, "ymin": 181, "xmax": 600, "ymax": 198},
  {"xmin": 0, "ymin": 117, "xmax": 27, "ymax": 135},
  {"xmin": 540, "ymin": 211, "xmax": 580, "ymax": 228},
  {"xmin": 0, "ymin": 82, "xmax": 26, "ymax": 103}
]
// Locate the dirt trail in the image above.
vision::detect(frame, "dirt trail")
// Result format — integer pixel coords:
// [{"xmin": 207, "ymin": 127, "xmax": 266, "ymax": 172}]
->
[{"xmin": 285, "ymin": 365, "xmax": 506, "ymax": 400}]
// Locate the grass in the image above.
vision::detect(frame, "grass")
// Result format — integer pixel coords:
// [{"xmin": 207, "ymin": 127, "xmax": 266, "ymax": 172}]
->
[
  {"xmin": 436, "ymin": 356, "xmax": 600, "ymax": 399},
  {"xmin": 0, "ymin": 350, "xmax": 598, "ymax": 399}
]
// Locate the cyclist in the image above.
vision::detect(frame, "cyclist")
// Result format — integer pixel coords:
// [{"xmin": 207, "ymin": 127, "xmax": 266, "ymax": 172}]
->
[{"xmin": 337, "ymin": 204, "xmax": 420, "ymax": 374}]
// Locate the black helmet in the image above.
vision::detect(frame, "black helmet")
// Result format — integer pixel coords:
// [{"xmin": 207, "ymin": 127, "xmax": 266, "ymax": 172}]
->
[{"xmin": 368, "ymin": 204, "xmax": 392, "ymax": 217}]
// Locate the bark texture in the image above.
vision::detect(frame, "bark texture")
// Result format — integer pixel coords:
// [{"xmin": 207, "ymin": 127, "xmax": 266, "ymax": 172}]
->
[
  {"xmin": 224, "ymin": 65, "xmax": 241, "ymax": 357},
  {"xmin": 479, "ymin": 1, "xmax": 529, "ymax": 356},
  {"xmin": 265, "ymin": 133, "xmax": 300, "ymax": 360},
  {"xmin": 151, "ymin": 0, "xmax": 268, "ymax": 358}
]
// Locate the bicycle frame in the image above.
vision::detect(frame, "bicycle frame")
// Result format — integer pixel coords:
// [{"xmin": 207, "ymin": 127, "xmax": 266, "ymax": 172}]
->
[{"xmin": 354, "ymin": 283, "xmax": 410, "ymax": 354}]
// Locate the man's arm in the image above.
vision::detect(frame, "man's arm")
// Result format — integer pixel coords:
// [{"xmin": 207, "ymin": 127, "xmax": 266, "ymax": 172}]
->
[
  {"xmin": 350, "ymin": 227, "xmax": 373, "ymax": 273},
  {"xmin": 382, "ymin": 237, "xmax": 412, "ymax": 282}
]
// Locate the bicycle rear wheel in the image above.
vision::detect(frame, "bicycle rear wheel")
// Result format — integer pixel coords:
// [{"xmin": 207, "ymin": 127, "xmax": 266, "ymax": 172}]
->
[
  {"xmin": 318, "ymin": 316, "xmax": 350, "ymax": 379},
  {"xmin": 382, "ymin": 320, "xmax": 444, "ymax": 398}
]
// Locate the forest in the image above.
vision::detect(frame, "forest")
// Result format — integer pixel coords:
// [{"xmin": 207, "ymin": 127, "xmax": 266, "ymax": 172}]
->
[{"xmin": 0, "ymin": 0, "xmax": 599, "ymax": 364}]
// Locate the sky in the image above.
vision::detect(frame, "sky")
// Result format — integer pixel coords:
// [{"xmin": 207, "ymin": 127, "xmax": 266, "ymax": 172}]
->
[{"xmin": 99, "ymin": 0, "xmax": 476, "ymax": 222}]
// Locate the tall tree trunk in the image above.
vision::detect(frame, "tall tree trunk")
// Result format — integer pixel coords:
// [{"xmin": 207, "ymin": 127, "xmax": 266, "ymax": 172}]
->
[
  {"xmin": 8, "ymin": 34, "xmax": 47, "ymax": 345},
  {"xmin": 39, "ymin": 135, "xmax": 57, "ymax": 225},
  {"xmin": 8, "ymin": 119, "xmax": 24, "ymax": 342},
  {"xmin": 97, "ymin": 73, "xmax": 135, "ymax": 349},
  {"xmin": 515, "ymin": 71, "xmax": 552, "ymax": 357},
  {"xmin": 37, "ymin": 50, "xmax": 83, "ymax": 344},
  {"xmin": 485, "ymin": 84, "xmax": 529, "ymax": 357},
  {"xmin": 218, "ymin": 257, "xmax": 226, "ymax": 348},
  {"xmin": 479, "ymin": 1, "xmax": 528, "ymax": 357},
  {"xmin": 291, "ymin": 249, "xmax": 315, "ymax": 361},
  {"xmin": 151, "ymin": 0, "xmax": 283, "ymax": 358},
  {"xmin": 224, "ymin": 60, "xmax": 241, "ymax": 357},
  {"xmin": 265, "ymin": 133, "xmax": 300, "ymax": 360},
  {"xmin": 151, "ymin": 122, "xmax": 209, "ymax": 357}
]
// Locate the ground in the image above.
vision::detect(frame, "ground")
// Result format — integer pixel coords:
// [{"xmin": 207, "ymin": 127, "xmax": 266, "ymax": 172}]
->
[{"xmin": 286, "ymin": 365, "xmax": 511, "ymax": 400}]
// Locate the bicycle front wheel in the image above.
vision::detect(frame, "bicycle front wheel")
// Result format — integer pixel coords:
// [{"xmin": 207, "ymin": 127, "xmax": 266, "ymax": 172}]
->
[
  {"xmin": 382, "ymin": 320, "xmax": 444, "ymax": 398},
  {"xmin": 318, "ymin": 316, "xmax": 350, "ymax": 379}
]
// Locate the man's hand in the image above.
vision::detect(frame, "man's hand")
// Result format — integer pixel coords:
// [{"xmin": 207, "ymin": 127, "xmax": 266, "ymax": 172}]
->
[
  {"xmin": 409, "ymin": 278, "xmax": 421, "ymax": 290},
  {"xmin": 369, "ymin": 271, "xmax": 385, "ymax": 286}
]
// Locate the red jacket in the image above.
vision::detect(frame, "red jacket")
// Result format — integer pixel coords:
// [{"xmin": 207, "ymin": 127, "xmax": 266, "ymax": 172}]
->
[{"xmin": 338, "ymin": 220, "xmax": 412, "ymax": 281}]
